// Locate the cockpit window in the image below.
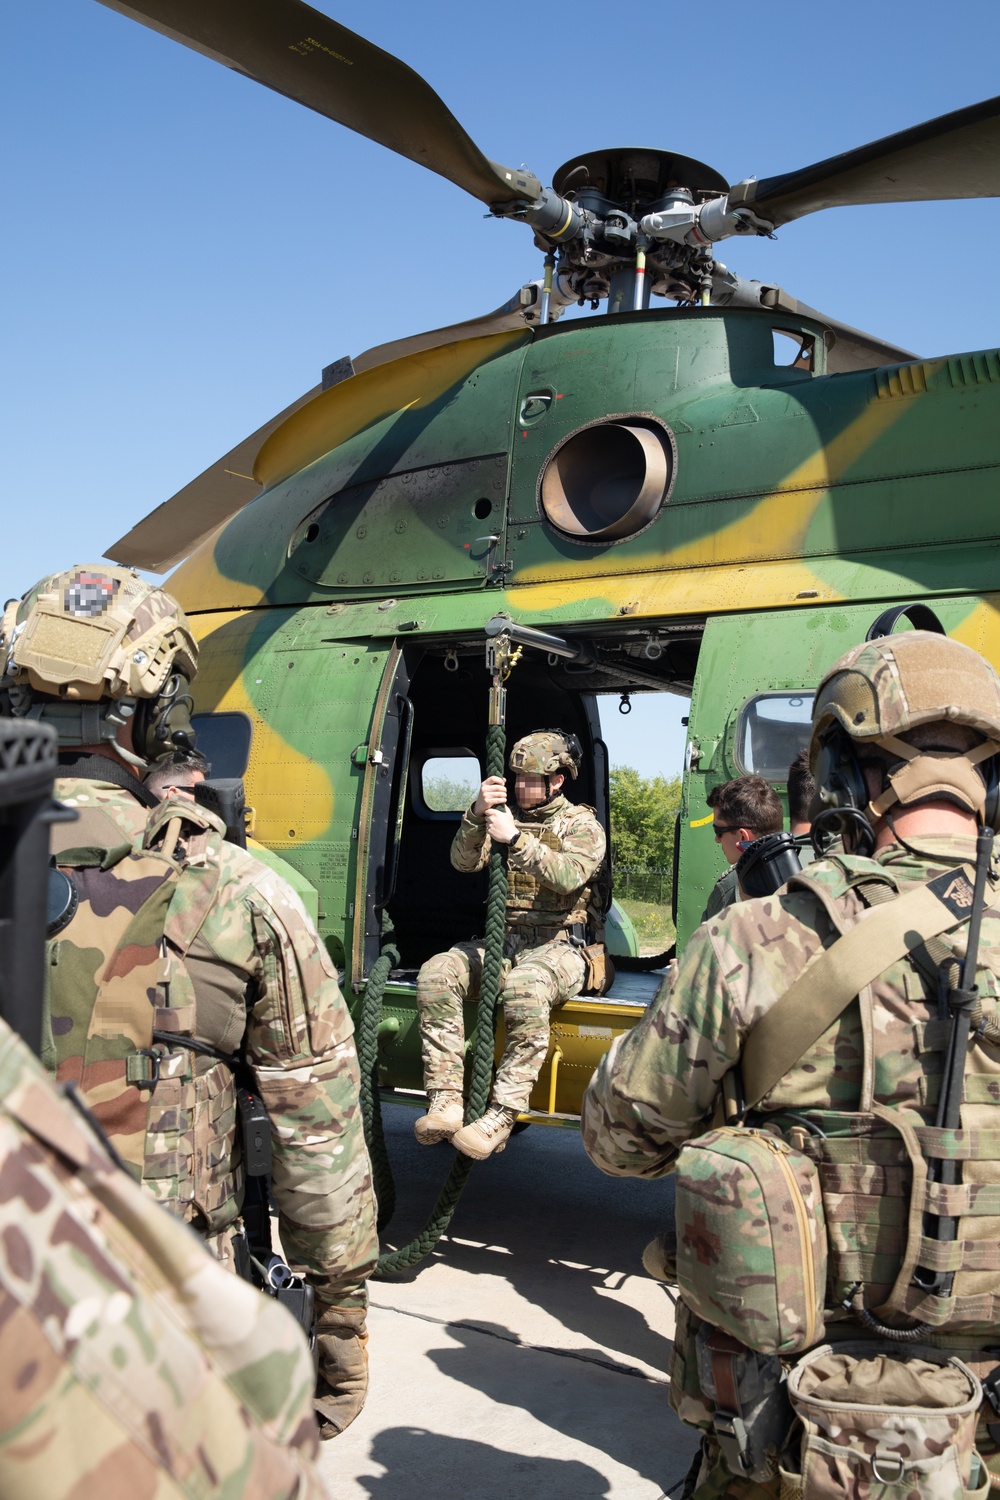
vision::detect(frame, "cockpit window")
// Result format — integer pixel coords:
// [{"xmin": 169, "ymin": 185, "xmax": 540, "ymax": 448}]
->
[
  {"xmin": 413, "ymin": 750, "xmax": 482, "ymax": 819},
  {"xmin": 190, "ymin": 712, "xmax": 253, "ymax": 778},
  {"xmin": 736, "ymin": 693, "xmax": 813, "ymax": 781}
]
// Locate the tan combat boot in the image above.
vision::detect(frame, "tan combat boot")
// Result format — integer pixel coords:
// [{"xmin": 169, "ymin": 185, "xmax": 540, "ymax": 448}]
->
[
  {"xmin": 413, "ymin": 1089, "xmax": 465, "ymax": 1145},
  {"xmin": 451, "ymin": 1104, "xmax": 519, "ymax": 1160}
]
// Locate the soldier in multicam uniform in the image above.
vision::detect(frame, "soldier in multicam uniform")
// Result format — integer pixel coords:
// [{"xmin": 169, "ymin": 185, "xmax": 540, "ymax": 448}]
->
[
  {"xmin": 0, "ymin": 565, "xmax": 378, "ymax": 1439},
  {"xmin": 582, "ymin": 631, "xmax": 1000, "ymax": 1499},
  {"xmin": 0, "ymin": 712, "xmax": 325, "ymax": 1497},
  {"xmin": 415, "ymin": 730, "xmax": 606, "ymax": 1160},
  {"xmin": 0, "ymin": 1011, "xmax": 328, "ymax": 1499}
]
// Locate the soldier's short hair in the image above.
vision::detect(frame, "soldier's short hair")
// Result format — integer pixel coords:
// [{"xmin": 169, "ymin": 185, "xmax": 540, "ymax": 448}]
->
[
  {"xmin": 144, "ymin": 748, "xmax": 211, "ymax": 798},
  {"xmin": 707, "ymin": 774, "xmax": 783, "ymax": 836},
  {"xmin": 787, "ymin": 748, "xmax": 815, "ymax": 826}
]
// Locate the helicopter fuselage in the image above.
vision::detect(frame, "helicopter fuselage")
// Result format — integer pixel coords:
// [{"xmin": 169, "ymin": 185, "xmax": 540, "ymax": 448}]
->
[{"xmin": 169, "ymin": 304, "xmax": 1000, "ymax": 1116}]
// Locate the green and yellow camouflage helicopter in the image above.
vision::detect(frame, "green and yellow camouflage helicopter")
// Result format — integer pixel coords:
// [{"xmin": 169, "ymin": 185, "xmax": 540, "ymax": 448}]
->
[{"xmin": 95, "ymin": 0, "xmax": 1000, "ymax": 1123}]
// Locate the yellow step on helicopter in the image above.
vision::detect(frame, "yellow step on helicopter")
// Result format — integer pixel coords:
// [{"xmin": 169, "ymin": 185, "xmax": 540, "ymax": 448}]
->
[{"xmin": 60, "ymin": 2, "xmax": 1000, "ymax": 1133}]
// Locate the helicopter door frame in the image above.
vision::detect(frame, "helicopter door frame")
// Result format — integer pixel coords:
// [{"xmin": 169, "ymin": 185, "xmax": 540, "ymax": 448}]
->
[{"xmin": 350, "ymin": 643, "xmax": 415, "ymax": 986}]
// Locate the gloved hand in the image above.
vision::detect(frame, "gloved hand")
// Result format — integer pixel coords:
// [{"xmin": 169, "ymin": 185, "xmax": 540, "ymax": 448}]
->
[
  {"xmin": 314, "ymin": 1307, "xmax": 369, "ymax": 1439},
  {"xmin": 642, "ymin": 1226, "xmax": 678, "ymax": 1283}
]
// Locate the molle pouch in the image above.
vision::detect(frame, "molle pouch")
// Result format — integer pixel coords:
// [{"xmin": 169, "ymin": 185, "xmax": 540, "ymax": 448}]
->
[
  {"xmin": 675, "ymin": 1127, "xmax": 827, "ymax": 1355},
  {"xmin": 695, "ymin": 1325, "xmax": 794, "ymax": 1483},
  {"xmin": 782, "ymin": 1344, "xmax": 988, "ymax": 1500},
  {"xmin": 581, "ymin": 941, "xmax": 615, "ymax": 996}
]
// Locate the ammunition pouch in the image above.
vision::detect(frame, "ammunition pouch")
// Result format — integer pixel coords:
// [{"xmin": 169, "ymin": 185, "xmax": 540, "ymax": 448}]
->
[
  {"xmin": 781, "ymin": 1343, "xmax": 988, "ymax": 1500},
  {"xmin": 695, "ymin": 1326, "xmax": 793, "ymax": 1483}
]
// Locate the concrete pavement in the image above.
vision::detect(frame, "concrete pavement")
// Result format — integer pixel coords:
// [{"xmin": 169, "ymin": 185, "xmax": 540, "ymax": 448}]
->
[{"xmin": 320, "ymin": 1102, "xmax": 697, "ymax": 1499}]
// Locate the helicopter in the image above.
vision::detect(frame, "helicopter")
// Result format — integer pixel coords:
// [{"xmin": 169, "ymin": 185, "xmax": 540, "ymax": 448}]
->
[{"xmin": 29, "ymin": 0, "xmax": 1000, "ymax": 1123}]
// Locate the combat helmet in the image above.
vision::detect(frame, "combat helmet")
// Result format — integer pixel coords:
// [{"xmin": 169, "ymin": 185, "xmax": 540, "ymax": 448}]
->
[
  {"xmin": 809, "ymin": 630, "xmax": 1000, "ymax": 850},
  {"xmin": 509, "ymin": 729, "xmax": 582, "ymax": 781},
  {"xmin": 0, "ymin": 565, "xmax": 199, "ymax": 769}
]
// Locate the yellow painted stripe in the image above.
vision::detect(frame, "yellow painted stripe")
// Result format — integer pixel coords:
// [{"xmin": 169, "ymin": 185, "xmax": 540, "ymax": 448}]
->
[
  {"xmin": 187, "ymin": 612, "xmax": 334, "ymax": 844},
  {"xmin": 255, "ymin": 330, "xmax": 527, "ymax": 491},
  {"xmin": 690, "ymin": 812, "xmax": 714, "ymax": 827},
  {"xmin": 514, "ymin": 367, "xmax": 938, "ymax": 592}
]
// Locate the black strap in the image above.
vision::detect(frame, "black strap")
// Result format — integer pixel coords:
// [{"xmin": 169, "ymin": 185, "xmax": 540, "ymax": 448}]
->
[
  {"xmin": 57, "ymin": 752, "xmax": 159, "ymax": 810},
  {"xmin": 151, "ymin": 1030, "xmax": 241, "ymax": 1070}
]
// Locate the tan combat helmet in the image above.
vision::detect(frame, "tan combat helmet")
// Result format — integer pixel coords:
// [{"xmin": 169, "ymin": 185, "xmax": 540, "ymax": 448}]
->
[
  {"xmin": 810, "ymin": 630, "xmax": 1000, "ymax": 828},
  {"xmin": 509, "ymin": 729, "xmax": 582, "ymax": 780},
  {"xmin": 0, "ymin": 565, "xmax": 199, "ymax": 769}
]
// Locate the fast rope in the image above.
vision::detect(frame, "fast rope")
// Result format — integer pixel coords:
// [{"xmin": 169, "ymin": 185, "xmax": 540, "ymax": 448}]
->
[
  {"xmin": 356, "ymin": 908, "xmax": 400, "ymax": 1232},
  {"xmin": 369, "ymin": 630, "xmax": 519, "ymax": 1277}
]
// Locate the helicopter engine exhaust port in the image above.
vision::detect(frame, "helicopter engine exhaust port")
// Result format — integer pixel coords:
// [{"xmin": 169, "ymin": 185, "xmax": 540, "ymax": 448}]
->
[{"xmin": 538, "ymin": 415, "xmax": 676, "ymax": 543}]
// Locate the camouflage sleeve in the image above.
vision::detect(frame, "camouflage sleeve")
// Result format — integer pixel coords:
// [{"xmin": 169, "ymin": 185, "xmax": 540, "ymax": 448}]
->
[
  {"xmin": 242, "ymin": 869, "xmax": 378, "ymax": 1316},
  {"xmin": 581, "ymin": 923, "xmax": 742, "ymax": 1178},
  {"xmin": 0, "ymin": 1018, "xmax": 326, "ymax": 1497},
  {"xmin": 507, "ymin": 808, "xmax": 606, "ymax": 894},
  {"xmin": 450, "ymin": 805, "xmax": 490, "ymax": 873}
]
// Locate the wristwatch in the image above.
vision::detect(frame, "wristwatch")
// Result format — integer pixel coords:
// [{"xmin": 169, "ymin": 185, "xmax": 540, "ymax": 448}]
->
[{"xmin": 508, "ymin": 829, "xmax": 523, "ymax": 850}]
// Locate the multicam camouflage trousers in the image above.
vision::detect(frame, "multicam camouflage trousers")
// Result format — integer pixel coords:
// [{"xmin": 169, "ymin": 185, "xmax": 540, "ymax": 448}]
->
[{"xmin": 416, "ymin": 930, "xmax": 587, "ymax": 1111}]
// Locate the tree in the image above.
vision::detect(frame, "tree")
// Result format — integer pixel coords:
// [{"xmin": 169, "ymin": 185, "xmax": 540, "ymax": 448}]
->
[{"xmin": 609, "ymin": 765, "xmax": 681, "ymax": 870}]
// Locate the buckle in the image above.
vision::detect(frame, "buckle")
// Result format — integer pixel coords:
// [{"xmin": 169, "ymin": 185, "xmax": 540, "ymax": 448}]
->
[
  {"xmin": 126, "ymin": 1049, "xmax": 161, "ymax": 1088},
  {"xmin": 712, "ymin": 1410, "xmax": 752, "ymax": 1477},
  {"xmin": 871, "ymin": 1453, "xmax": 905, "ymax": 1484}
]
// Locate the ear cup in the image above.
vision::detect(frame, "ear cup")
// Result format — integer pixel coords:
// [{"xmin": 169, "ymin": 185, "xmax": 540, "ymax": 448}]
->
[
  {"xmin": 132, "ymin": 671, "xmax": 196, "ymax": 764},
  {"xmin": 811, "ymin": 723, "xmax": 869, "ymax": 819}
]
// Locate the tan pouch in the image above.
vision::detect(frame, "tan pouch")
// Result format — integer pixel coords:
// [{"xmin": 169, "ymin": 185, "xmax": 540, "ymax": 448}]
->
[
  {"xmin": 782, "ymin": 1343, "xmax": 987, "ymax": 1500},
  {"xmin": 581, "ymin": 942, "xmax": 615, "ymax": 996},
  {"xmin": 675, "ymin": 1127, "xmax": 827, "ymax": 1356}
]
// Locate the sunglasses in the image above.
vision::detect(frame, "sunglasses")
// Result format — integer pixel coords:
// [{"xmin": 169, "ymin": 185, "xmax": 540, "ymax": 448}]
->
[{"xmin": 712, "ymin": 823, "xmax": 740, "ymax": 837}]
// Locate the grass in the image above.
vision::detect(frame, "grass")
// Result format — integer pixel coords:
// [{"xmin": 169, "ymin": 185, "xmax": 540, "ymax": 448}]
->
[{"xmin": 618, "ymin": 898, "xmax": 676, "ymax": 956}]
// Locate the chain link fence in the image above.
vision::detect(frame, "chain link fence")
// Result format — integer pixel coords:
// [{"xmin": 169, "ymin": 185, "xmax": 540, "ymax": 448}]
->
[{"xmin": 614, "ymin": 867, "xmax": 673, "ymax": 906}]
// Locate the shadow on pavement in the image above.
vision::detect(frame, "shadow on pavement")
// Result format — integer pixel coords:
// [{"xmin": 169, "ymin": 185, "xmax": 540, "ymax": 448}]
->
[
  {"xmin": 377, "ymin": 1102, "xmax": 677, "ymax": 1376},
  {"xmin": 357, "ymin": 1427, "xmax": 613, "ymax": 1500},
  {"xmin": 426, "ymin": 1320, "xmax": 696, "ymax": 1494}
]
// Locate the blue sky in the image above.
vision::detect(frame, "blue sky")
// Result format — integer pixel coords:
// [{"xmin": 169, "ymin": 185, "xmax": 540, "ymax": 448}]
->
[{"xmin": 4, "ymin": 1, "xmax": 998, "ymax": 778}]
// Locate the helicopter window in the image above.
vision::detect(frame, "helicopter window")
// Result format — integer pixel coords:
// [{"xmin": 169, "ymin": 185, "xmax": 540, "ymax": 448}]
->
[
  {"xmin": 538, "ymin": 415, "xmax": 676, "ymax": 544},
  {"xmin": 190, "ymin": 712, "xmax": 253, "ymax": 778},
  {"xmin": 736, "ymin": 693, "xmax": 814, "ymax": 782},
  {"xmin": 414, "ymin": 750, "xmax": 482, "ymax": 819},
  {"xmin": 772, "ymin": 329, "xmax": 816, "ymax": 373}
]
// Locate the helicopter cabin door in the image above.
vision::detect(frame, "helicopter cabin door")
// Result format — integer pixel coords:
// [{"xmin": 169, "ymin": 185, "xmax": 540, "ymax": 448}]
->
[
  {"xmin": 677, "ymin": 599, "xmax": 978, "ymax": 949},
  {"xmin": 350, "ymin": 644, "xmax": 414, "ymax": 988}
]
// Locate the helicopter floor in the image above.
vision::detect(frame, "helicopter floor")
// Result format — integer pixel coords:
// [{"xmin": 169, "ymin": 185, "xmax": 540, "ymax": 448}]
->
[
  {"xmin": 322, "ymin": 1101, "xmax": 697, "ymax": 1499},
  {"xmin": 387, "ymin": 965, "xmax": 667, "ymax": 1006}
]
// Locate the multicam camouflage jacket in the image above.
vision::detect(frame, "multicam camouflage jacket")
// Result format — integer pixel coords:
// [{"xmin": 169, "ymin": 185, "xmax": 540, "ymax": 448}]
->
[
  {"xmin": 451, "ymin": 794, "xmax": 607, "ymax": 937},
  {"xmin": 583, "ymin": 835, "xmax": 1000, "ymax": 1333},
  {"xmin": 0, "ymin": 1014, "xmax": 326, "ymax": 1500},
  {"xmin": 47, "ymin": 771, "xmax": 377, "ymax": 1317}
]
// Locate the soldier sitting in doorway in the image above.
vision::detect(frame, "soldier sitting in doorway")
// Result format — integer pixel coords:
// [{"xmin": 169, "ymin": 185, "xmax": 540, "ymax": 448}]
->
[{"xmin": 415, "ymin": 731, "xmax": 607, "ymax": 1161}]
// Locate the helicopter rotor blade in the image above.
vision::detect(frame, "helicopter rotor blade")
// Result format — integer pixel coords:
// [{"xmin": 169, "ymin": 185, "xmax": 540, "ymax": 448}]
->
[
  {"xmin": 96, "ymin": 0, "xmax": 539, "ymax": 208},
  {"xmin": 104, "ymin": 385, "xmax": 319, "ymax": 572},
  {"xmin": 354, "ymin": 276, "xmax": 575, "ymax": 372},
  {"xmin": 104, "ymin": 280, "xmax": 574, "ymax": 572},
  {"xmin": 710, "ymin": 269, "xmax": 916, "ymax": 373},
  {"xmin": 734, "ymin": 94, "xmax": 1000, "ymax": 226}
]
